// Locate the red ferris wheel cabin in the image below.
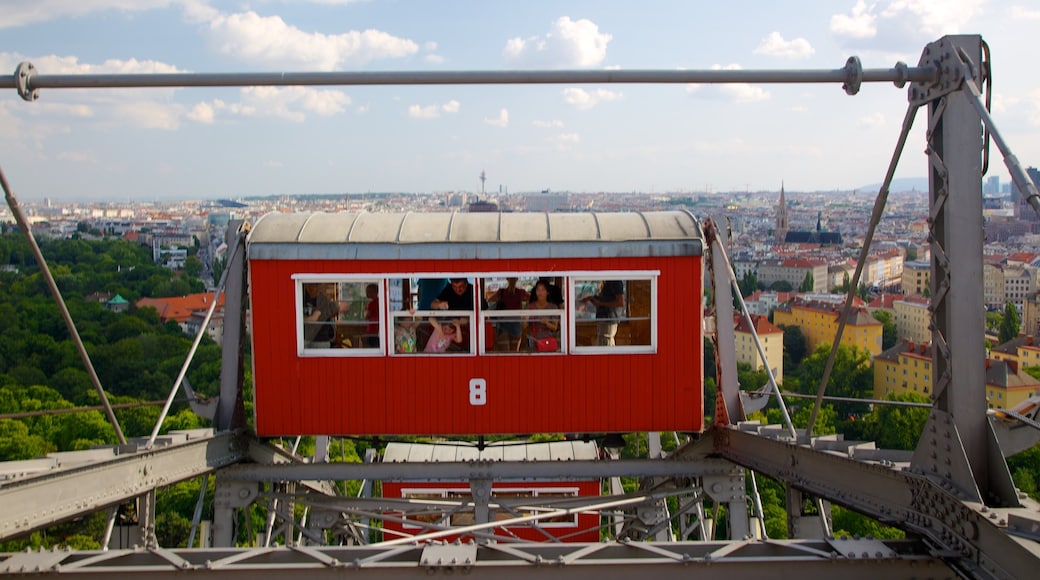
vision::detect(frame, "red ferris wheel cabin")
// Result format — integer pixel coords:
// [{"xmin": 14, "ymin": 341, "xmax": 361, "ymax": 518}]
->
[{"xmin": 246, "ymin": 210, "xmax": 705, "ymax": 437}]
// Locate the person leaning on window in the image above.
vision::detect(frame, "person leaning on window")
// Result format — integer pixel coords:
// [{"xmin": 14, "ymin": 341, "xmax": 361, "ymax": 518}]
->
[
  {"xmin": 581, "ymin": 280, "xmax": 625, "ymax": 346},
  {"xmin": 303, "ymin": 283, "xmax": 340, "ymax": 348}
]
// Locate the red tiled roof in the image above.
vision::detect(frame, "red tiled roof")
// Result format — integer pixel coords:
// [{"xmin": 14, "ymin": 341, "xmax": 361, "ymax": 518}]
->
[{"xmin": 136, "ymin": 292, "xmax": 226, "ymax": 323}]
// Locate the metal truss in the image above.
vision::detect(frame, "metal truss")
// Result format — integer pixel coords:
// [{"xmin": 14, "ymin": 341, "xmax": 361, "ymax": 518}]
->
[
  {"xmin": 0, "ymin": 430, "xmax": 248, "ymax": 544},
  {"xmin": 0, "ymin": 538, "xmax": 947, "ymax": 578}
]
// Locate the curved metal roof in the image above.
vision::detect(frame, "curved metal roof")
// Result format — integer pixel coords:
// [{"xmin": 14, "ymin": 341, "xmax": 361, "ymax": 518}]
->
[{"xmin": 247, "ymin": 210, "xmax": 703, "ymax": 260}]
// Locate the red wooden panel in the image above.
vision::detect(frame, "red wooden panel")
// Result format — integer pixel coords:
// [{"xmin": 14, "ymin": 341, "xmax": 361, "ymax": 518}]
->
[{"xmin": 249, "ymin": 256, "xmax": 703, "ymax": 436}]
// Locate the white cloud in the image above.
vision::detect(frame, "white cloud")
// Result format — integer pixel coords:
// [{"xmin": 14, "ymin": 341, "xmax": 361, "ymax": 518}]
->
[
  {"xmin": 504, "ymin": 16, "xmax": 611, "ymax": 67},
  {"xmin": 534, "ymin": 119, "xmax": 564, "ymax": 128},
  {"xmin": 408, "ymin": 100, "xmax": 461, "ymax": 119},
  {"xmin": 686, "ymin": 65, "xmax": 770, "ymax": 103},
  {"xmin": 830, "ymin": 0, "xmax": 876, "ymax": 39},
  {"xmin": 1010, "ymin": 5, "xmax": 1040, "ymax": 19},
  {"xmin": 0, "ymin": 0, "xmax": 175, "ymax": 29},
  {"xmin": 857, "ymin": 112, "xmax": 887, "ymax": 128},
  {"xmin": 753, "ymin": 32, "xmax": 814, "ymax": 59},
  {"xmin": 187, "ymin": 101, "xmax": 217, "ymax": 124},
  {"xmin": 830, "ymin": 0, "xmax": 987, "ymax": 54},
  {"xmin": 189, "ymin": 87, "xmax": 350, "ymax": 122},
  {"xmin": 55, "ymin": 150, "xmax": 97, "ymax": 164},
  {"xmin": 484, "ymin": 108, "xmax": 509, "ymax": 127},
  {"xmin": 203, "ymin": 10, "xmax": 419, "ymax": 69},
  {"xmin": 562, "ymin": 87, "xmax": 622, "ymax": 110}
]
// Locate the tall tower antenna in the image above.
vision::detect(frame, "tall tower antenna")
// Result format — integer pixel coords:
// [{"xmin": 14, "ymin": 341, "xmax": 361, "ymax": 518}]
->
[{"xmin": 479, "ymin": 170, "xmax": 487, "ymax": 196}]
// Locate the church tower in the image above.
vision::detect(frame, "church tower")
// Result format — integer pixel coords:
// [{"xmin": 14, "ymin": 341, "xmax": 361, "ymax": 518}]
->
[{"xmin": 775, "ymin": 182, "xmax": 789, "ymax": 244}]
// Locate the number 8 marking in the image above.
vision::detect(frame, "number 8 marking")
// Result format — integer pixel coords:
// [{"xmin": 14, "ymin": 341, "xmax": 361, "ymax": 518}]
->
[{"xmin": 469, "ymin": 379, "xmax": 487, "ymax": 406}]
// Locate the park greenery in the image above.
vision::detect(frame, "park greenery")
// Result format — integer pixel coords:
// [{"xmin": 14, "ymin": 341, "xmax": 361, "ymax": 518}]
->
[{"xmin": 0, "ymin": 232, "xmax": 1038, "ymax": 548}]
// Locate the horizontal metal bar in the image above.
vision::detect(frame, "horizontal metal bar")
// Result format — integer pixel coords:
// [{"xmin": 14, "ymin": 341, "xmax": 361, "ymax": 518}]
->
[
  {"xmin": 223, "ymin": 456, "xmax": 738, "ymax": 482},
  {"xmin": 0, "ymin": 540, "xmax": 948, "ymax": 577},
  {"xmin": 3, "ymin": 65, "xmax": 938, "ymax": 92}
]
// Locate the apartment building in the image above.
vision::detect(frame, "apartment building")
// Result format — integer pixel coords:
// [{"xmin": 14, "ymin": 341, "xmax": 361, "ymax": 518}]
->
[
  {"xmin": 873, "ymin": 340, "xmax": 932, "ymax": 399},
  {"xmin": 734, "ymin": 314, "xmax": 784, "ymax": 382},
  {"xmin": 773, "ymin": 298, "xmax": 883, "ymax": 358}
]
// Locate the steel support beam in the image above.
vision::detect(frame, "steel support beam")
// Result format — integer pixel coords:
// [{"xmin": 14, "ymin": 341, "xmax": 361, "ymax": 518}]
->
[
  {"xmin": 0, "ymin": 538, "xmax": 950, "ymax": 578},
  {"xmin": 220, "ymin": 456, "xmax": 736, "ymax": 482},
  {"xmin": 0, "ymin": 430, "xmax": 248, "ymax": 543},
  {"xmin": 713, "ymin": 427, "xmax": 1040, "ymax": 580}
]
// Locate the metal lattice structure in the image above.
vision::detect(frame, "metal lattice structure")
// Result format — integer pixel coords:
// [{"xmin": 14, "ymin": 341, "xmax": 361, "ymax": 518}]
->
[{"xmin": 3, "ymin": 34, "xmax": 1040, "ymax": 579}]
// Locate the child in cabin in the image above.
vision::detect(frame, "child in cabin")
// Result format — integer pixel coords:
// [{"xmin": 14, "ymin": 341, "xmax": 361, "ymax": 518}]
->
[
  {"xmin": 394, "ymin": 298, "xmax": 418, "ymax": 353},
  {"xmin": 424, "ymin": 317, "xmax": 463, "ymax": 353}
]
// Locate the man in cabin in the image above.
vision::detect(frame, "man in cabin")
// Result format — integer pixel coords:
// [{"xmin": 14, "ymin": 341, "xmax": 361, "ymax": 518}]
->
[
  {"xmin": 431, "ymin": 278, "xmax": 474, "ymax": 310},
  {"xmin": 303, "ymin": 283, "xmax": 340, "ymax": 348},
  {"xmin": 582, "ymin": 280, "xmax": 625, "ymax": 346}
]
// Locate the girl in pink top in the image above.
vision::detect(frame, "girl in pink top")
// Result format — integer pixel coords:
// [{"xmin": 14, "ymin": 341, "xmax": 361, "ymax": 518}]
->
[{"xmin": 425, "ymin": 317, "xmax": 463, "ymax": 353}]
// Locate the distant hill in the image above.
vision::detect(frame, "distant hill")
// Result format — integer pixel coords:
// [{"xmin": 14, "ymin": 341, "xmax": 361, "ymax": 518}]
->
[{"xmin": 856, "ymin": 177, "xmax": 928, "ymax": 193}]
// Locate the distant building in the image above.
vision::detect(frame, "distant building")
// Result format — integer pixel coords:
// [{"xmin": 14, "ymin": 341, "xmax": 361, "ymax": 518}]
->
[
  {"xmin": 136, "ymin": 292, "xmax": 226, "ymax": 335},
  {"xmin": 990, "ymin": 334, "xmax": 1040, "ymax": 370},
  {"xmin": 774, "ymin": 185, "xmax": 789, "ymax": 243},
  {"xmin": 105, "ymin": 294, "xmax": 130, "ymax": 313},
  {"xmin": 734, "ymin": 314, "xmax": 784, "ymax": 383},
  {"xmin": 757, "ymin": 258, "xmax": 829, "ymax": 293},
  {"xmin": 985, "ymin": 358, "xmax": 1040, "ymax": 410},
  {"xmin": 901, "ymin": 260, "xmax": 930, "ymax": 297},
  {"xmin": 873, "ymin": 340, "xmax": 932, "ymax": 399},
  {"xmin": 892, "ymin": 295, "xmax": 931, "ymax": 343},
  {"xmin": 773, "ymin": 298, "xmax": 883, "ymax": 358}
]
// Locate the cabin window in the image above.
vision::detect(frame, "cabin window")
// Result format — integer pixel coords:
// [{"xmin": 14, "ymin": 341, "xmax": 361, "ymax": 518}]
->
[
  {"xmin": 481, "ymin": 275, "xmax": 565, "ymax": 354},
  {"xmin": 572, "ymin": 276, "xmax": 657, "ymax": 353},
  {"xmin": 297, "ymin": 278, "xmax": 384, "ymax": 355},
  {"xmin": 387, "ymin": 276, "xmax": 477, "ymax": 355}
]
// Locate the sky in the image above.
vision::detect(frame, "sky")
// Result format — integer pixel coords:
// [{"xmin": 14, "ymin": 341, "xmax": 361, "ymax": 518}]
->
[{"xmin": 1, "ymin": 0, "xmax": 1039, "ymax": 202}]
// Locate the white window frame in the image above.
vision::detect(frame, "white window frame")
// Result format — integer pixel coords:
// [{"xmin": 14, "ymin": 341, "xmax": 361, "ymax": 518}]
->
[
  {"xmin": 387, "ymin": 274, "xmax": 481, "ymax": 356},
  {"xmin": 293, "ymin": 274, "xmax": 385, "ymax": 357},
  {"xmin": 478, "ymin": 273, "xmax": 566, "ymax": 356},
  {"xmin": 569, "ymin": 270, "xmax": 659, "ymax": 355}
]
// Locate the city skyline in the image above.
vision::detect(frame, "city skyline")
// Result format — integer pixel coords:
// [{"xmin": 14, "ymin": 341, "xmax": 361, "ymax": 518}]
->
[{"xmin": 1, "ymin": 1, "xmax": 1038, "ymax": 202}]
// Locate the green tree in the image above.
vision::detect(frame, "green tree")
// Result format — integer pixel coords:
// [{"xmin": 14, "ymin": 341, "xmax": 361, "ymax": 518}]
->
[
  {"xmin": 738, "ymin": 270, "xmax": 759, "ymax": 299},
  {"xmin": 798, "ymin": 272, "xmax": 814, "ymax": 292},
  {"xmin": 856, "ymin": 392, "xmax": 930, "ymax": 450},
  {"xmin": 796, "ymin": 344, "xmax": 873, "ymax": 420},
  {"xmin": 778, "ymin": 324, "xmax": 807, "ymax": 371},
  {"xmin": 999, "ymin": 302, "xmax": 1020, "ymax": 345},
  {"xmin": 771, "ymin": 280, "xmax": 793, "ymax": 292},
  {"xmin": 872, "ymin": 309, "xmax": 898, "ymax": 350}
]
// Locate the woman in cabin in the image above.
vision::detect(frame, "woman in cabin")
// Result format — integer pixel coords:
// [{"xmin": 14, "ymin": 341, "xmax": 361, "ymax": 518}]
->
[{"xmin": 525, "ymin": 280, "xmax": 561, "ymax": 352}]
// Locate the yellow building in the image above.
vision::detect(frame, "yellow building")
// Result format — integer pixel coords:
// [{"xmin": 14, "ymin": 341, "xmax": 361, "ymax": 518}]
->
[
  {"xmin": 773, "ymin": 299, "xmax": 883, "ymax": 358},
  {"xmin": 873, "ymin": 340, "xmax": 933, "ymax": 399},
  {"xmin": 901, "ymin": 260, "xmax": 930, "ymax": 297},
  {"xmin": 893, "ymin": 296, "xmax": 931, "ymax": 343},
  {"xmin": 985, "ymin": 359, "xmax": 1040, "ymax": 409},
  {"xmin": 990, "ymin": 334, "xmax": 1040, "ymax": 369},
  {"xmin": 734, "ymin": 314, "xmax": 784, "ymax": 383}
]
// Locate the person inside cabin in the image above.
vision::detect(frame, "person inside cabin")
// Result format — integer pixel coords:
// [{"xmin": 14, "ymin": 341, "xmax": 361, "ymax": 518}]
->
[
  {"xmin": 394, "ymin": 296, "xmax": 418, "ymax": 353},
  {"xmin": 525, "ymin": 279, "xmax": 561, "ymax": 352},
  {"xmin": 424, "ymin": 317, "xmax": 463, "ymax": 353},
  {"xmin": 431, "ymin": 278, "xmax": 474, "ymax": 310},
  {"xmin": 363, "ymin": 283, "xmax": 380, "ymax": 347},
  {"xmin": 537, "ymin": 276, "xmax": 565, "ymax": 307},
  {"xmin": 303, "ymin": 282, "xmax": 340, "ymax": 348},
  {"xmin": 492, "ymin": 277, "xmax": 528, "ymax": 351},
  {"xmin": 581, "ymin": 280, "xmax": 625, "ymax": 346}
]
